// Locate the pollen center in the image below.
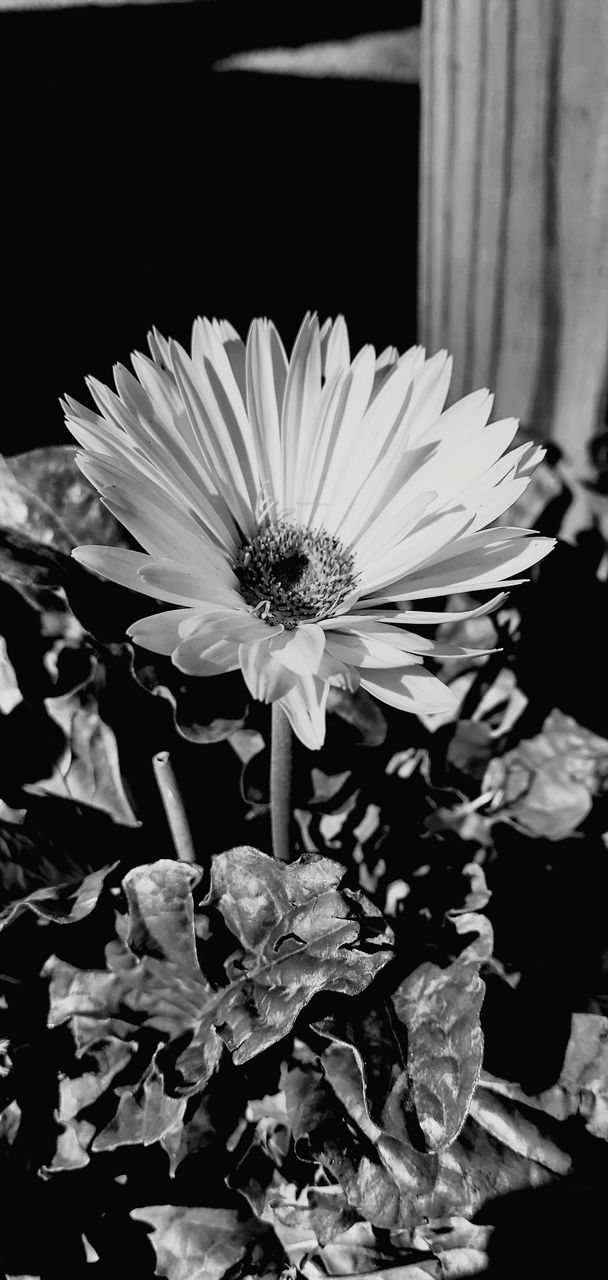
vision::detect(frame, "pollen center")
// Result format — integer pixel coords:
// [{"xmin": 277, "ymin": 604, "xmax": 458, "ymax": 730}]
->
[{"xmin": 234, "ymin": 520, "xmax": 357, "ymax": 629}]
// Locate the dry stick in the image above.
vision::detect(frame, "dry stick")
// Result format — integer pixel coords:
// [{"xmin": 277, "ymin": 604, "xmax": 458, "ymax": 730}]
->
[
  {"xmin": 152, "ymin": 751, "xmax": 197, "ymax": 863},
  {"xmin": 270, "ymin": 702, "xmax": 293, "ymax": 861}
]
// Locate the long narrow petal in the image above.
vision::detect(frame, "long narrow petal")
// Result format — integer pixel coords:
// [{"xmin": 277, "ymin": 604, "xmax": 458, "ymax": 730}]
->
[
  {"xmin": 325, "ymin": 621, "xmax": 495, "ymax": 665},
  {"xmin": 245, "ymin": 318, "xmax": 286, "ymax": 512},
  {"xmin": 127, "ymin": 608, "xmax": 198, "ymax": 654},
  {"xmin": 304, "ymin": 346, "xmax": 376, "ymax": 529},
  {"xmin": 190, "ymin": 316, "xmax": 260, "ymax": 503},
  {"xmin": 358, "ymin": 511, "xmax": 474, "ymax": 596},
  {"xmin": 282, "ymin": 314, "xmax": 322, "ymax": 511},
  {"xmin": 363, "ymin": 536, "xmax": 555, "ymax": 603},
  {"xmin": 325, "ymin": 632, "xmax": 425, "ymax": 669},
  {"xmin": 279, "ymin": 675, "xmax": 329, "ymax": 749},
  {"xmin": 320, "ymin": 315, "xmax": 351, "ymax": 382},
  {"xmin": 136, "ymin": 559, "xmax": 240, "ymax": 608},
  {"xmin": 360, "ymin": 667, "xmax": 459, "ymax": 715},
  {"xmin": 72, "ymin": 545, "xmax": 182, "ymax": 601},
  {"xmin": 337, "ymin": 593, "xmax": 509, "ymax": 626},
  {"xmin": 76, "ymin": 454, "xmax": 231, "ymax": 567},
  {"xmin": 170, "ymin": 339, "xmax": 258, "ymax": 534}
]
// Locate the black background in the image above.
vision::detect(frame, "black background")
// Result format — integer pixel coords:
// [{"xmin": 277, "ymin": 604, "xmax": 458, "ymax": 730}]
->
[{"xmin": 1, "ymin": 0, "xmax": 421, "ymax": 451}]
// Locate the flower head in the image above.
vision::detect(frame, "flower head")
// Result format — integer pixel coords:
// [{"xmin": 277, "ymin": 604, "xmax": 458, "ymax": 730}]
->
[{"xmin": 63, "ymin": 313, "xmax": 553, "ymax": 748}]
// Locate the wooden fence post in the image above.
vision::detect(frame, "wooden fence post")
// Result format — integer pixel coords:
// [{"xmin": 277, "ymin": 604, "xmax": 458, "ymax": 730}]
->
[{"xmin": 419, "ymin": 0, "xmax": 608, "ymax": 471}]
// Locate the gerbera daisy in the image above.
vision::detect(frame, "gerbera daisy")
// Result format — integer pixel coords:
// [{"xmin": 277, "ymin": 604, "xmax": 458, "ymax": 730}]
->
[{"xmin": 63, "ymin": 313, "xmax": 553, "ymax": 750}]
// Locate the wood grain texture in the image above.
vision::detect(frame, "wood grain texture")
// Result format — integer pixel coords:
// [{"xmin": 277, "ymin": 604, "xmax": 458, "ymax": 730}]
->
[{"xmin": 419, "ymin": 0, "xmax": 608, "ymax": 468}]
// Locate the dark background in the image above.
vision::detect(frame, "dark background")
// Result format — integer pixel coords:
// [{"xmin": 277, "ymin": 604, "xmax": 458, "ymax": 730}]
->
[{"xmin": 1, "ymin": 0, "xmax": 421, "ymax": 452}]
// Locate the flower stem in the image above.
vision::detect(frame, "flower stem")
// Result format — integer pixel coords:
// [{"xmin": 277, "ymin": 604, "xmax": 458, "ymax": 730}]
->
[
  {"xmin": 270, "ymin": 702, "xmax": 293, "ymax": 861},
  {"xmin": 153, "ymin": 751, "xmax": 197, "ymax": 863}
]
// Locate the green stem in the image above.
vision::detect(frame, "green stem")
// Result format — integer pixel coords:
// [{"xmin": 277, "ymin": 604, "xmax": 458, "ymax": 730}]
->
[
  {"xmin": 153, "ymin": 751, "xmax": 197, "ymax": 863},
  {"xmin": 270, "ymin": 702, "xmax": 293, "ymax": 861}
]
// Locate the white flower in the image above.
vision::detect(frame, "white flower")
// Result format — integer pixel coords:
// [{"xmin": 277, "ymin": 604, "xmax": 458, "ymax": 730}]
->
[{"xmin": 63, "ymin": 314, "xmax": 554, "ymax": 749}]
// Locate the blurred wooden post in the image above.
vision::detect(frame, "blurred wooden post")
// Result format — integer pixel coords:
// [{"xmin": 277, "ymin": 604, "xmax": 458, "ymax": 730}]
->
[{"xmin": 419, "ymin": 0, "xmax": 608, "ymax": 471}]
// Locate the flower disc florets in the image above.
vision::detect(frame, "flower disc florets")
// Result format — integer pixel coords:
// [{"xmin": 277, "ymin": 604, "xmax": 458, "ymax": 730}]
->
[{"xmin": 234, "ymin": 520, "xmax": 357, "ymax": 629}]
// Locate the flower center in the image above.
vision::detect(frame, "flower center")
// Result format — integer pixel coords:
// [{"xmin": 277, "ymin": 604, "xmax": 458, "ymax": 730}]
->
[{"xmin": 234, "ymin": 520, "xmax": 357, "ymax": 629}]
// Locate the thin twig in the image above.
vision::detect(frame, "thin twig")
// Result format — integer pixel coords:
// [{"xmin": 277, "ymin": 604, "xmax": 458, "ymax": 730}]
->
[{"xmin": 152, "ymin": 751, "xmax": 197, "ymax": 863}]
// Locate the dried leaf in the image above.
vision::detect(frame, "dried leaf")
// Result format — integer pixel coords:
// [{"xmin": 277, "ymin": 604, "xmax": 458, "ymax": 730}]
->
[
  {"xmin": 130, "ymin": 1205, "xmax": 282, "ymax": 1280},
  {"xmin": 200, "ymin": 847, "xmax": 393, "ymax": 1064},
  {"xmin": 468, "ymin": 1086, "xmax": 572, "ymax": 1175},
  {"xmin": 0, "ymin": 636, "xmax": 21, "ymax": 714},
  {"xmin": 92, "ymin": 1060, "xmax": 186, "ymax": 1152},
  {"xmin": 483, "ymin": 709, "xmax": 608, "ymax": 839},
  {"xmin": 45, "ymin": 1038, "xmax": 136, "ymax": 1172},
  {"xmin": 269, "ymin": 1185, "xmax": 358, "ymax": 1251},
  {"xmin": 0, "ymin": 862, "xmax": 118, "ymax": 933},
  {"xmin": 392, "ymin": 914, "xmax": 493, "ymax": 1152},
  {"xmin": 131, "ymin": 654, "xmax": 248, "ymax": 745},
  {"xmin": 46, "ymin": 852, "xmax": 392, "ymax": 1101},
  {"xmin": 122, "ymin": 860, "xmax": 202, "ymax": 973},
  {"xmin": 557, "ymin": 1012, "xmax": 608, "ymax": 1140},
  {"xmin": 283, "ymin": 1058, "xmax": 445, "ymax": 1230},
  {"xmin": 2, "ymin": 447, "xmax": 127, "ymax": 548},
  {"xmin": 160, "ymin": 1093, "xmax": 218, "ymax": 1176},
  {"xmin": 31, "ymin": 666, "xmax": 139, "ymax": 826},
  {"xmin": 0, "ymin": 453, "xmax": 75, "ymax": 553}
]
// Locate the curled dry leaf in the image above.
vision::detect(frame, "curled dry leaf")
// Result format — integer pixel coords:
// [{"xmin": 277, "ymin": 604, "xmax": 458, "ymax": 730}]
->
[
  {"xmin": 31, "ymin": 673, "xmax": 140, "ymax": 827},
  {"xmin": 0, "ymin": 862, "xmax": 118, "ymax": 934},
  {"xmin": 483, "ymin": 709, "xmax": 608, "ymax": 839},
  {"xmin": 130, "ymin": 1205, "xmax": 283, "ymax": 1280},
  {"xmin": 392, "ymin": 913, "xmax": 493, "ymax": 1153},
  {"xmin": 130, "ymin": 652, "xmax": 249, "ymax": 745},
  {"xmin": 44, "ymin": 1037, "xmax": 136, "ymax": 1173},
  {"xmin": 557, "ymin": 1011, "xmax": 608, "ymax": 1140},
  {"xmin": 1, "ymin": 447, "xmax": 128, "ymax": 550},
  {"xmin": 468, "ymin": 1086, "xmax": 572, "ymax": 1175},
  {"xmin": 92, "ymin": 1059, "xmax": 186, "ymax": 1153},
  {"xmin": 283, "ymin": 1051, "xmax": 556, "ymax": 1232},
  {"xmin": 198, "ymin": 847, "xmax": 393, "ymax": 1064},
  {"xmin": 46, "ymin": 852, "xmax": 393, "ymax": 1105}
]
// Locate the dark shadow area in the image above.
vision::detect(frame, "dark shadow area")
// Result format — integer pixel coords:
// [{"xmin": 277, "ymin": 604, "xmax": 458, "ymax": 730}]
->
[
  {"xmin": 481, "ymin": 1161, "xmax": 608, "ymax": 1277},
  {"xmin": 1, "ymin": 2, "xmax": 421, "ymax": 452}
]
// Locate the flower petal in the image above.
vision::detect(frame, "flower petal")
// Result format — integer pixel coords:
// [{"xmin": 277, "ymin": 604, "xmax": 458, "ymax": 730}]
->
[
  {"xmin": 169, "ymin": 338, "xmax": 258, "ymax": 534},
  {"xmin": 320, "ymin": 315, "xmax": 351, "ymax": 381},
  {"xmin": 357, "ymin": 510, "xmax": 473, "ymax": 596},
  {"xmin": 136, "ymin": 559, "xmax": 242, "ymax": 609},
  {"xmin": 325, "ymin": 619, "xmax": 494, "ymax": 664},
  {"xmin": 76, "ymin": 454, "xmax": 226, "ymax": 566},
  {"xmin": 364, "ymin": 534, "xmax": 555, "ymax": 604},
  {"xmin": 245, "ymin": 318, "xmax": 287, "ymax": 512},
  {"xmin": 180, "ymin": 609, "xmax": 274, "ymax": 647},
  {"xmin": 127, "ymin": 608, "xmax": 198, "ymax": 655},
  {"xmin": 282, "ymin": 314, "xmax": 322, "ymax": 512},
  {"xmin": 325, "ymin": 632, "xmax": 424, "ymax": 669},
  {"xmin": 238, "ymin": 636, "xmax": 299, "ymax": 702},
  {"xmin": 172, "ymin": 634, "xmax": 240, "ymax": 676},
  {"xmin": 337, "ymin": 593, "xmax": 510, "ymax": 627},
  {"xmin": 279, "ymin": 675, "xmax": 330, "ymax": 749},
  {"xmin": 269, "ymin": 623, "xmax": 326, "ymax": 676},
  {"xmin": 360, "ymin": 667, "xmax": 459, "ymax": 716},
  {"xmin": 72, "ymin": 545, "xmax": 159, "ymax": 595}
]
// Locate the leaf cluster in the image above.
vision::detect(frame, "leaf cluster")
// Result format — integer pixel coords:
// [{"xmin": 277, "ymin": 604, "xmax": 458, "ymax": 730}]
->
[{"xmin": 2, "ymin": 443, "xmax": 608, "ymax": 1277}]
